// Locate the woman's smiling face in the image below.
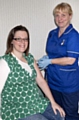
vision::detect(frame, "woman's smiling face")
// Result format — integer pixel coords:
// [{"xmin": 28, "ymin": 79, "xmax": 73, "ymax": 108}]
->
[{"xmin": 12, "ymin": 31, "xmax": 29, "ymax": 54}]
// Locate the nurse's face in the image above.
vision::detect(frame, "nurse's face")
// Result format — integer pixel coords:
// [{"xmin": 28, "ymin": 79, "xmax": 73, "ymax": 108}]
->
[{"xmin": 54, "ymin": 10, "xmax": 72, "ymax": 29}]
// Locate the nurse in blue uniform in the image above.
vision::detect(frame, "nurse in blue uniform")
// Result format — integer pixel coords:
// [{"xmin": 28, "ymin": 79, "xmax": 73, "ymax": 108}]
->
[{"xmin": 38, "ymin": 2, "xmax": 79, "ymax": 120}]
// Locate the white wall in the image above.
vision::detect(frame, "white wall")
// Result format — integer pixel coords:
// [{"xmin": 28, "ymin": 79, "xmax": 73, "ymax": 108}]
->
[
  {"xmin": 0, "ymin": 1, "xmax": 79, "ymax": 119},
  {"xmin": 0, "ymin": 0, "xmax": 79, "ymax": 60}
]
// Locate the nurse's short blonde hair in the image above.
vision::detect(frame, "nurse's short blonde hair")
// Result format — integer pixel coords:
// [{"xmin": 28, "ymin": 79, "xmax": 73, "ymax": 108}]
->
[{"xmin": 53, "ymin": 2, "xmax": 73, "ymax": 16}]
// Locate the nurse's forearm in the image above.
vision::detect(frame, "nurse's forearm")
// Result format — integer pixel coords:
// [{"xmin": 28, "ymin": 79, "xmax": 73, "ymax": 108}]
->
[{"xmin": 51, "ymin": 57, "xmax": 76, "ymax": 65}]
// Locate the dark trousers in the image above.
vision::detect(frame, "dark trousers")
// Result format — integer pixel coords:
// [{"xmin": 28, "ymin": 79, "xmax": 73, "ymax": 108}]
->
[{"xmin": 50, "ymin": 89, "xmax": 79, "ymax": 120}]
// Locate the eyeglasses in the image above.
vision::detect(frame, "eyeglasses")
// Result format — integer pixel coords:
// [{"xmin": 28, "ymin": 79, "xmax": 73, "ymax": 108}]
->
[{"xmin": 13, "ymin": 38, "xmax": 28, "ymax": 42}]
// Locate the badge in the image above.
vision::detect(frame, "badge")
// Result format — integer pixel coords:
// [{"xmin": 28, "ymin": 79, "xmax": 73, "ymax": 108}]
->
[{"xmin": 61, "ymin": 39, "xmax": 65, "ymax": 45}]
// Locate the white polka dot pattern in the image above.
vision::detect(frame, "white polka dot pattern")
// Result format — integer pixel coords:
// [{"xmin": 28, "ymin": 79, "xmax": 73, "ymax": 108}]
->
[{"xmin": 1, "ymin": 53, "xmax": 49, "ymax": 120}]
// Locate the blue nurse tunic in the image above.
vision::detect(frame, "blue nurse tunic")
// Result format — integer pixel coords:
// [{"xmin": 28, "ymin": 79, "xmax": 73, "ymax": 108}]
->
[{"xmin": 46, "ymin": 24, "xmax": 79, "ymax": 93}]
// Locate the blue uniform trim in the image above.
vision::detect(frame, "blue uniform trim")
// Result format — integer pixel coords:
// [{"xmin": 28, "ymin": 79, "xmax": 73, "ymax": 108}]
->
[
  {"xmin": 60, "ymin": 68, "xmax": 76, "ymax": 71},
  {"xmin": 67, "ymin": 51, "xmax": 79, "ymax": 54},
  {"xmin": 64, "ymin": 28, "xmax": 73, "ymax": 34}
]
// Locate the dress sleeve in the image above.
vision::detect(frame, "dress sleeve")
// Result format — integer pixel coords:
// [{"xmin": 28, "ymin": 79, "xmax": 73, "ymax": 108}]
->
[
  {"xmin": 67, "ymin": 32, "xmax": 79, "ymax": 58},
  {"xmin": 0, "ymin": 59, "xmax": 10, "ymax": 93}
]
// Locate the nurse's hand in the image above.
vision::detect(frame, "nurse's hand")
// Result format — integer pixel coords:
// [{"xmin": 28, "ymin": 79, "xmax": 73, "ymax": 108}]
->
[
  {"xmin": 38, "ymin": 55, "xmax": 49, "ymax": 61},
  {"xmin": 37, "ymin": 55, "xmax": 49, "ymax": 69},
  {"xmin": 37, "ymin": 58, "xmax": 52, "ymax": 69}
]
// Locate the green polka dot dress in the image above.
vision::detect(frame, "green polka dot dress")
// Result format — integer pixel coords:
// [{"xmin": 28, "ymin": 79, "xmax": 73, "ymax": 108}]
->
[{"xmin": 1, "ymin": 53, "xmax": 49, "ymax": 120}]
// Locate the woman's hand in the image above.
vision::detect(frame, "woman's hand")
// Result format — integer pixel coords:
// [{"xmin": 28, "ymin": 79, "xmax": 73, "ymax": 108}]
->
[{"xmin": 51, "ymin": 102, "xmax": 65, "ymax": 117}]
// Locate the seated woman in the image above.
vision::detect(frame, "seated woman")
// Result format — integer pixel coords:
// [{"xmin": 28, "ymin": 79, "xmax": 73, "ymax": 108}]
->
[{"xmin": 0, "ymin": 25, "xmax": 65, "ymax": 120}]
